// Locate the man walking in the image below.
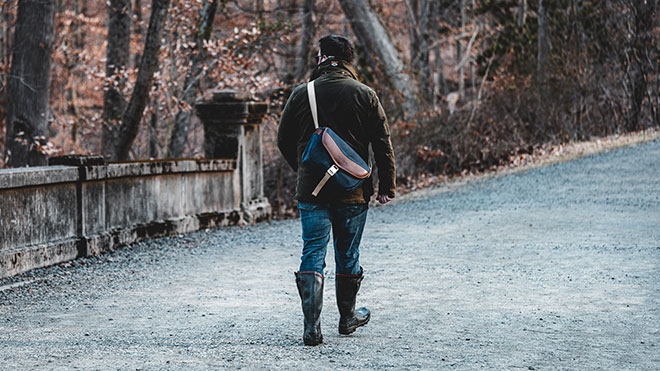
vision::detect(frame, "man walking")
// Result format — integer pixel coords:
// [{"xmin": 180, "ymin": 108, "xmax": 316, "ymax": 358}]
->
[{"xmin": 277, "ymin": 35, "xmax": 396, "ymax": 346}]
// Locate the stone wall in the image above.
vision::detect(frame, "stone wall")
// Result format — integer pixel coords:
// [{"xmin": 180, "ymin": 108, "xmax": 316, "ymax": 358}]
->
[
  {"xmin": 0, "ymin": 90, "xmax": 271, "ymax": 278},
  {"xmin": 0, "ymin": 159, "xmax": 247, "ymax": 278}
]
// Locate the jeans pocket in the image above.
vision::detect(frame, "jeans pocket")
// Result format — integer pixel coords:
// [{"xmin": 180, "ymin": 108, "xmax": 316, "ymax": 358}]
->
[
  {"xmin": 297, "ymin": 201, "xmax": 320, "ymax": 211},
  {"xmin": 339, "ymin": 203, "xmax": 369, "ymax": 219}
]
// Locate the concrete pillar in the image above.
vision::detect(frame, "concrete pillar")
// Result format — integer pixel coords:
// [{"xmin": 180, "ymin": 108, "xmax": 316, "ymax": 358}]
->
[{"xmin": 195, "ymin": 90, "xmax": 271, "ymax": 224}]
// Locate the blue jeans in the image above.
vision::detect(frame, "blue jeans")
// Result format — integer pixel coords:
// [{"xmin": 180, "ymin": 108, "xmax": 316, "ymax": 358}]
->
[{"xmin": 297, "ymin": 202, "xmax": 369, "ymax": 277}]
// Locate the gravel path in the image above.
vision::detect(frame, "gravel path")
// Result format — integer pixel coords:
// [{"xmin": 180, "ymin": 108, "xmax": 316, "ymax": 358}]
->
[{"xmin": 1, "ymin": 139, "xmax": 659, "ymax": 370}]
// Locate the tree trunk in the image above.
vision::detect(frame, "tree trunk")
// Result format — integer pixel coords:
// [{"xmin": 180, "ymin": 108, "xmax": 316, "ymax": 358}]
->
[
  {"xmin": 337, "ymin": 0, "xmax": 420, "ymax": 119},
  {"xmin": 0, "ymin": 5, "xmax": 6, "ymax": 69},
  {"xmin": 457, "ymin": 0, "xmax": 466, "ymax": 98},
  {"xmin": 293, "ymin": 0, "xmax": 315, "ymax": 82},
  {"xmin": 101, "ymin": 0, "xmax": 131, "ymax": 160},
  {"xmin": 166, "ymin": 0, "xmax": 218, "ymax": 158},
  {"xmin": 133, "ymin": 0, "xmax": 143, "ymax": 67},
  {"xmin": 149, "ymin": 109, "xmax": 158, "ymax": 158},
  {"xmin": 537, "ymin": 0, "xmax": 550, "ymax": 86},
  {"xmin": 1, "ymin": 4, "xmax": 11, "ymax": 157},
  {"xmin": 418, "ymin": 0, "xmax": 433, "ymax": 104},
  {"xmin": 517, "ymin": 0, "xmax": 527, "ymax": 27},
  {"xmin": 280, "ymin": 0, "xmax": 298, "ymax": 84},
  {"xmin": 431, "ymin": 0, "xmax": 446, "ymax": 108},
  {"xmin": 626, "ymin": 0, "xmax": 658, "ymax": 131},
  {"xmin": 69, "ymin": 0, "xmax": 85, "ymax": 144},
  {"xmin": 256, "ymin": 0, "xmax": 265, "ymax": 19},
  {"xmin": 408, "ymin": 0, "xmax": 419, "ymax": 63},
  {"xmin": 536, "ymin": 0, "xmax": 550, "ymax": 136},
  {"xmin": 407, "ymin": 0, "xmax": 433, "ymax": 104},
  {"xmin": 4, "ymin": 0, "xmax": 56, "ymax": 167},
  {"xmin": 73, "ymin": 0, "xmax": 85, "ymax": 50},
  {"xmin": 112, "ymin": 0, "xmax": 170, "ymax": 161}
]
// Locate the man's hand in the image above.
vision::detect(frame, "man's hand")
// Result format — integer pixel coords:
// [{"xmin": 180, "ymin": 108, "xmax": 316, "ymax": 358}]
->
[{"xmin": 376, "ymin": 194, "xmax": 393, "ymax": 204}]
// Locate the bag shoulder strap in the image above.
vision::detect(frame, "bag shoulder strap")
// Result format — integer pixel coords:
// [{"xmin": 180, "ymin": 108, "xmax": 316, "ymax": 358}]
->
[{"xmin": 307, "ymin": 81, "xmax": 319, "ymax": 129}]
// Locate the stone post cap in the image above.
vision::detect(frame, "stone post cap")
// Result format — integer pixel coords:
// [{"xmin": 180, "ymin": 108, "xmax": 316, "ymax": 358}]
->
[
  {"xmin": 195, "ymin": 89, "xmax": 268, "ymax": 126},
  {"xmin": 49, "ymin": 155, "xmax": 105, "ymax": 166},
  {"xmin": 210, "ymin": 90, "xmax": 253, "ymax": 103}
]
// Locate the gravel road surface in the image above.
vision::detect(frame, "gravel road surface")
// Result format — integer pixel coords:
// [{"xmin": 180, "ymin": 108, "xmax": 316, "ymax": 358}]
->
[{"xmin": 1, "ymin": 139, "xmax": 659, "ymax": 370}]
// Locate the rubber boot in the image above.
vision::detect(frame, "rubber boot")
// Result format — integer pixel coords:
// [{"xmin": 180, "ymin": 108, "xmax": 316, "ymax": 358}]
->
[
  {"xmin": 336, "ymin": 267, "xmax": 370, "ymax": 335},
  {"xmin": 295, "ymin": 272, "xmax": 324, "ymax": 346}
]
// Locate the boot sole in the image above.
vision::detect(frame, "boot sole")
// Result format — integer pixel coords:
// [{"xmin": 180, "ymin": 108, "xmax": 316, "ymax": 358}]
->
[
  {"xmin": 303, "ymin": 334, "xmax": 323, "ymax": 346},
  {"xmin": 339, "ymin": 315, "xmax": 370, "ymax": 335},
  {"xmin": 303, "ymin": 338, "xmax": 323, "ymax": 346}
]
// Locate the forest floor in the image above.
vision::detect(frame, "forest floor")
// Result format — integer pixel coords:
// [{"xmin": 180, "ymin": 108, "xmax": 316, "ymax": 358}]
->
[
  {"xmin": 1, "ymin": 133, "xmax": 659, "ymax": 370},
  {"xmin": 395, "ymin": 128, "xmax": 660, "ymax": 196}
]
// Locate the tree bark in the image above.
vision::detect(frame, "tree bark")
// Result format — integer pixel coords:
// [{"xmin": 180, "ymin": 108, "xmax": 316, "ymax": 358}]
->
[
  {"xmin": 4, "ymin": 0, "xmax": 56, "ymax": 167},
  {"xmin": 337, "ymin": 0, "xmax": 420, "ymax": 119},
  {"xmin": 0, "ymin": 4, "xmax": 7, "ymax": 68},
  {"xmin": 112, "ymin": 0, "xmax": 170, "ymax": 161},
  {"xmin": 408, "ymin": 0, "xmax": 419, "ymax": 59},
  {"xmin": 69, "ymin": 0, "xmax": 86, "ymax": 144},
  {"xmin": 537, "ymin": 0, "xmax": 550, "ymax": 86},
  {"xmin": 536, "ymin": 0, "xmax": 550, "ymax": 136},
  {"xmin": 407, "ymin": 0, "xmax": 433, "ymax": 104},
  {"xmin": 256, "ymin": 0, "xmax": 265, "ymax": 18},
  {"xmin": 430, "ymin": 0, "xmax": 446, "ymax": 108},
  {"xmin": 149, "ymin": 109, "xmax": 158, "ymax": 158},
  {"xmin": 166, "ymin": 0, "xmax": 218, "ymax": 158},
  {"xmin": 73, "ymin": 0, "xmax": 86, "ymax": 50},
  {"xmin": 626, "ymin": 0, "xmax": 658, "ymax": 131},
  {"xmin": 293, "ymin": 0, "xmax": 315, "ymax": 82},
  {"xmin": 280, "ymin": 0, "xmax": 299, "ymax": 84},
  {"xmin": 134, "ymin": 0, "xmax": 144, "ymax": 67},
  {"xmin": 101, "ymin": 0, "xmax": 131, "ymax": 160},
  {"xmin": 1, "ymin": 4, "xmax": 11, "ymax": 159},
  {"xmin": 457, "ymin": 0, "xmax": 466, "ymax": 98},
  {"xmin": 517, "ymin": 0, "xmax": 527, "ymax": 27}
]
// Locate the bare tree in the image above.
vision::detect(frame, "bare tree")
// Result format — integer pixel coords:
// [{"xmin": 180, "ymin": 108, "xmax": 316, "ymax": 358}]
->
[
  {"xmin": 68, "ymin": 0, "xmax": 87, "ymax": 144},
  {"xmin": 536, "ymin": 0, "xmax": 550, "ymax": 136},
  {"xmin": 133, "ymin": 0, "xmax": 144, "ymax": 68},
  {"xmin": 293, "ymin": 0, "xmax": 315, "ymax": 82},
  {"xmin": 112, "ymin": 0, "xmax": 171, "ymax": 161},
  {"xmin": 149, "ymin": 108, "xmax": 159, "ymax": 158},
  {"xmin": 4, "ymin": 0, "xmax": 56, "ymax": 167},
  {"xmin": 624, "ymin": 0, "xmax": 658, "ymax": 131},
  {"xmin": 337, "ymin": 0, "xmax": 421, "ymax": 119},
  {"xmin": 278, "ymin": 0, "xmax": 299, "ymax": 84},
  {"xmin": 166, "ymin": 0, "xmax": 219, "ymax": 158},
  {"xmin": 407, "ymin": 0, "xmax": 433, "ymax": 104},
  {"xmin": 101, "ymin": 0, "xmax": 131, "ymax": 160},
  {"xmin": 457, "ymin": 0, "xmax": 466, "ymax": 98},
  {"xmin": 0, "ymin": 3, "xmax": 11, "ymax": 69},
  {"xmin": 256, "ymin": 0, "xmax": 265, "ymax": 19},
  {"xmin": 537, "ymin": 0, "xmax": 550, "ymax": 87},
  {"xmin": 517, "ymin": 0, "xmax": 527, "ymax": 27},
  {"xmin": 431, "ymin": 0, "xmax": 447, "ymax": 109}
]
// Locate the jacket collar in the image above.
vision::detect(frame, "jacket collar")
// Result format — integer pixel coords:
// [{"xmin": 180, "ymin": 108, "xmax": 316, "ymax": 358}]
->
[{"xmin": 309, "ymin": 58, "xmax": 360, "ymax": 82}]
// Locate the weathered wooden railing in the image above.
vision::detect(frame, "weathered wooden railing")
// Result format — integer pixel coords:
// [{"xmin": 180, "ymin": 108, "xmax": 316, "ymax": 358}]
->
[{"xmin": 0, "ymin": 90, "xmax": 271, "ymax": 278}]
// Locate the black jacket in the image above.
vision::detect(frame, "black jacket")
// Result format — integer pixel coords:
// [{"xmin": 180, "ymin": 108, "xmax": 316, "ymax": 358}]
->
[{"xmin": 277, "ymin": 58, "xmax": 396, "ymax": 204}]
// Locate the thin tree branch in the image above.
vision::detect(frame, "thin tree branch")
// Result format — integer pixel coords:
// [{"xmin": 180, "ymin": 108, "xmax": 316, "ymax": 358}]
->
[{"xmin": 454, "ymin": 25, "xmax": 480, "ymax": 72}]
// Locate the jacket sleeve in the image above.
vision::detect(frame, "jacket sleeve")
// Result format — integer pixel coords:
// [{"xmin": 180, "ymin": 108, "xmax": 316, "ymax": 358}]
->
[
  {"xmin": 367, "ymin": 91, "xmax": 396, "ymax": 197},
  {"xmin": 277, "ymin": 91, "xmax": 300, "ymax": 171}
]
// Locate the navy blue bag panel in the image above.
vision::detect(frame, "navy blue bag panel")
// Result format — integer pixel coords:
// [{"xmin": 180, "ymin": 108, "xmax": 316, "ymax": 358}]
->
[{"xmin": 301, "ymin": 127, "xmax": 368, "ymax": 193}]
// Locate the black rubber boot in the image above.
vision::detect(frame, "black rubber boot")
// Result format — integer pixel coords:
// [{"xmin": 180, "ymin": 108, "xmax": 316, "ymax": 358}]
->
[
  {"xmin": 336, "ymin": 267, "xmax": 370, "ymax": 335},
  {"xmin": 295, "ymin": 272, "xmax": 324, "ymax": 346}
]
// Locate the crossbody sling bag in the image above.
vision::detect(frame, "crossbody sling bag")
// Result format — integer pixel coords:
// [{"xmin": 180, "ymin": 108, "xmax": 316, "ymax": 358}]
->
[{"xmin": 301, "ymin": 80, "xmax": 372, "ymax": 197}]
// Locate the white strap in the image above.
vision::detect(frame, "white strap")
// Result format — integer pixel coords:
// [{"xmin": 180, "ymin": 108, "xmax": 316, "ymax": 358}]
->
[
  {"xmin": 311, "ymin": 165, "xmax": 338, "ymax": 196},
  {"xmin": 307, "ymin": 81, "xmax": 319, "ymax": 129}
]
